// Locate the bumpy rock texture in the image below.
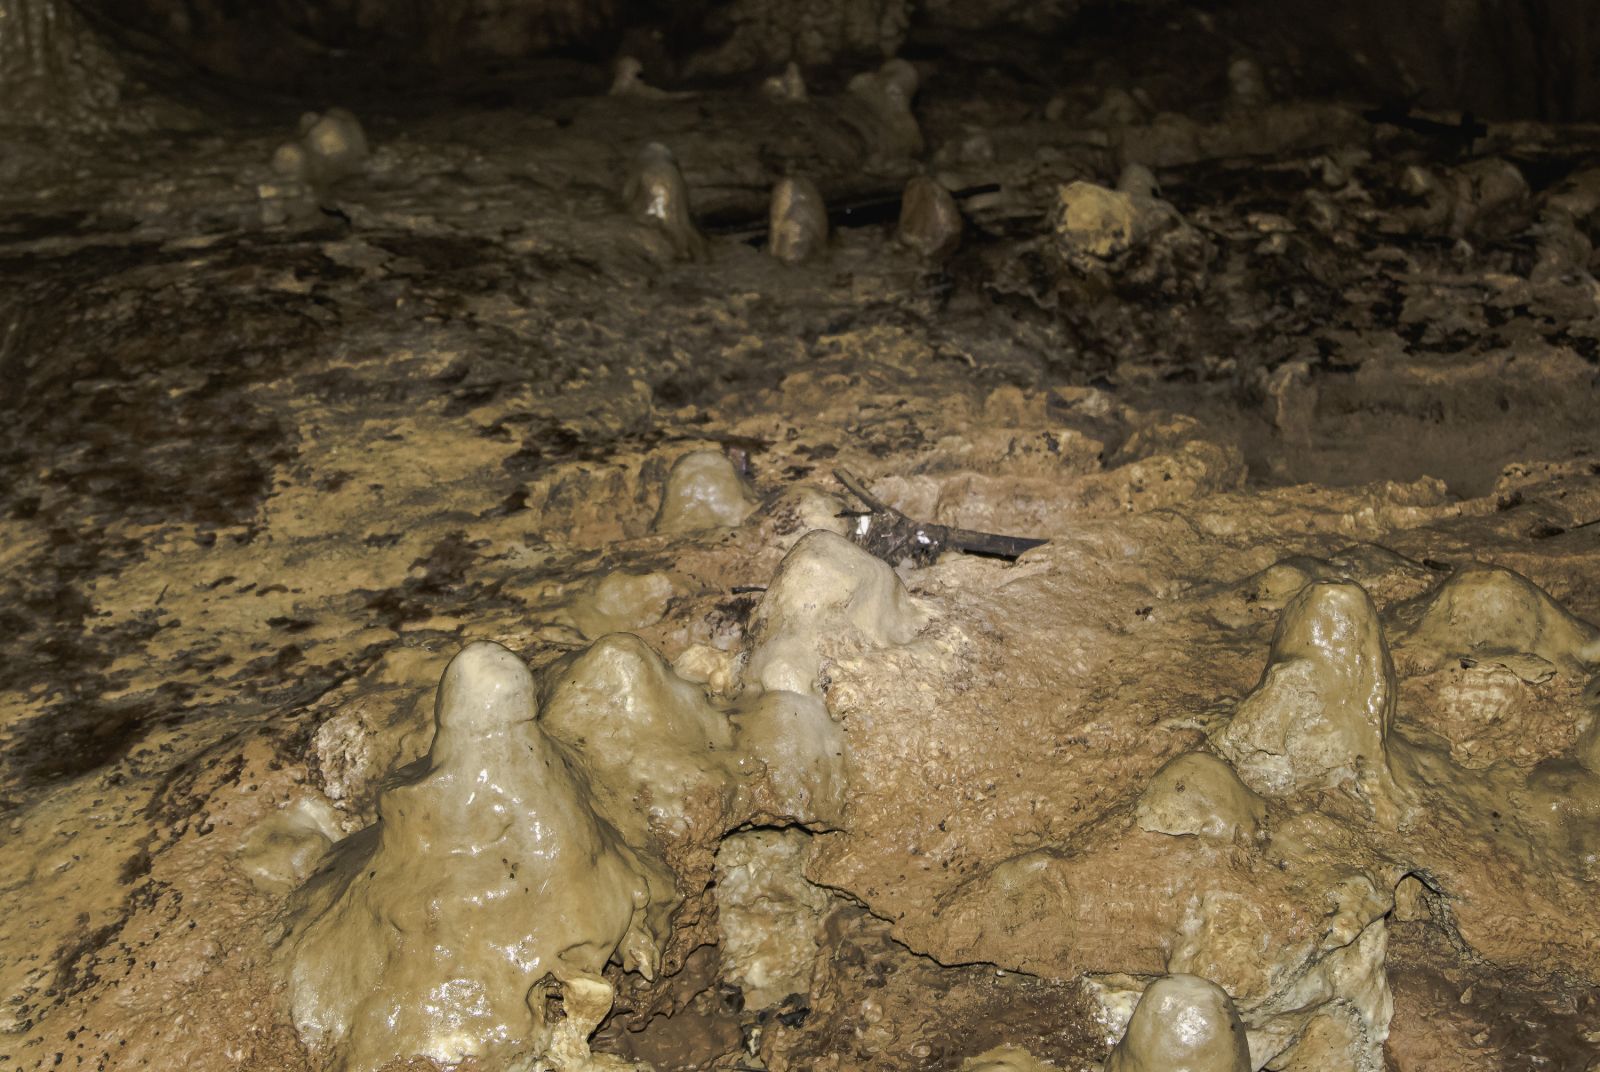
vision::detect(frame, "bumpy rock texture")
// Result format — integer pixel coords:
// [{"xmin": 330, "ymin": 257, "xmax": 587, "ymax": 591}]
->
[
  {"xmin": 5, "ymin": 7, "xmax": 1600, "ymax": 1072},
  {"xmin": 284, "ymin": 641, "xmax": 674, "ymax": 1071}
]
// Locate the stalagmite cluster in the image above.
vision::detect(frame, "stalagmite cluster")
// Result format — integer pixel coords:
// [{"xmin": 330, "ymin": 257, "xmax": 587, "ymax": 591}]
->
[{"xmin": 7, "ymin": 8, "xmax": 1600, "ymax": 1072}]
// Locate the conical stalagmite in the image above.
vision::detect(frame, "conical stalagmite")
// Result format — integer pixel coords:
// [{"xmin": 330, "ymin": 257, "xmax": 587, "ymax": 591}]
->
[
  {"xmin": 1217, "ymin": 581, "xmax": 1394, "ymax": 797},
  {"xmin": 282, "ymin": 641, "xmax": 674, "ymax": 1072},
  {"xmin": 746, "ymin": 529, "xmax": 925, "ymax": 697},
  {"xmin": 769, "ymin": 176, "xmax": 829, "ymax": 265},
  {"xmin": 624, "ymin": 142, "xmax": 708, "ymax": 261}
]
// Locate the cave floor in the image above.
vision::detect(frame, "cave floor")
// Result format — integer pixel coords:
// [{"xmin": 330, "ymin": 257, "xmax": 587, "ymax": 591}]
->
[{"xmin": 1, "ymin": 59, "xmax": 1599, "ymax": 1072}]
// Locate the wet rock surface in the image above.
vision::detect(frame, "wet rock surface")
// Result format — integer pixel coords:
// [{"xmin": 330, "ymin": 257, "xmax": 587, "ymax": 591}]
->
[{"xmin": 2, "ymin": 11, "xmax": 1600, "ymax": 1072}]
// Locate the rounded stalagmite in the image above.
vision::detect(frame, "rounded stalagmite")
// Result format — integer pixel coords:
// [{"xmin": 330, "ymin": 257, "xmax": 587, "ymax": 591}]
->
[
  {"xmin": 898, "ymin": 175, "xmax": 962, "ymax": 260},
  {"xmin": 745, "ymin": 528, "xmax": 925, "ymax": 696},
  {"xmin": 1136, "ymin": 751, "xmax": 1266, "ymax": 841},
  {"xmin": 1226, "ymin": 58, "xmax": 1269, "ymax": 109},
  {"xmin": 1106, "ymin": 974, "xmax": 1251, "ymax": 1072},
  {"xmin": 1217, "ymin": 581, "xmax": 1395, "ymax": 798},
  {"xmin": 282, "ymin": 640, "xmax": 674, "ymax": 1072},
  {"xmin": 652, "ymin": 449, "xmax": 759, "ymax": 534},
  {"xmin": 769, "ymin": 175, "xmax": 829, "ymax": 265},
  {"xmin": 624, "ymin": 142, "xmax": 708, "ymax": 261}
]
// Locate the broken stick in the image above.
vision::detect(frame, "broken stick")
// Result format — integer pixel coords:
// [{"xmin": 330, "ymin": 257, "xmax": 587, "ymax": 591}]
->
[{"xmin": 833, "ymin": 468, "xmax": 1048, "ymax": 564}]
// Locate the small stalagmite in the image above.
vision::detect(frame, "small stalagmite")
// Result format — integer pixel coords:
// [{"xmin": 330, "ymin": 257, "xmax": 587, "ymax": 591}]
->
[
  {"xmin": 273, "ymin": 107, "xmax": 369, "ymax": 186},
  {"xmin": 898, "ymin": 175, "xmax": 962, "ymax": 259},
  {"xmin": 848, "ymin": 56, "xmax": 924, "ymax": 158},
  {"xmin": 652, "ymin": 449, "xmax": 759, "ymax": 533},
  {"xmin": 1226, "ymin": 57, "xmax": 1269, "ymax": 110},
  {"xmin": 1217, "ymin": 581, "xmax": 1394, "ymax": 798},
  {"xmin": 1396, "ymin": 563, "xmax": 1600, "ymax": 675},
  {"xmin": 768, "ymin": 175, "xmax": 829, "ymax": 265},
  {"xmin": 745, "ymin": 528, "xmax": 926, "ymax": 697},
  {"xmin": 281, "ymin": 641, "xmax": 674, "ymax": 1072},
  {"xmin": 1136, "ymin": 751, "xmax": 1266, "ymax": 841},
  {"xmin": 1106, "ymin": 974, "xmax": 1252, "ymax": 1072},
  {"xmin": 762, "ymin": 60, "xmax": 808, "ymax": 102},
  {"xmin": 623, "ymin": 142, "xmax": 708, "ymax": 261}
]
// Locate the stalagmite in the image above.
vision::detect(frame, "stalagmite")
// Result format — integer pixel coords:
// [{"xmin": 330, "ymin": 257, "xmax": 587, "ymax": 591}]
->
[
  {"xmin": 623, "ymin": 142, "xmax": 709, "ymax": 261},
  {"xmin": 745, "ymin": 529, "xmax": 926, "ymax": 696},
  {"xmin": 1226, "ymin": 58, "xmax": 1269, "ymax": 110},
  {"xmin": 1217, "ymin": 582, "xmax": 1395, "ymax": 797},
  {"xmin": 1105, "ymin": 974, "xmax": 1251, "ymax": 1072},
  {"xmin": 282, "ymin": 641, "xmax": 674, "ymax": 1072},
  {"xmin": 761, "ymin": 61, "xmax": 808, "ymax": 102},
  {"xmin": 848, "ymin": 56, "xmax": 924, "ymax": 158},
  {"xmin": 769, "ymin": 176, "xmax": 829, "ymax": 265},
  {"xmin": 652, "ymin": 449, "xmax": 759, "ymax": 533},
  {"xmin": 898, "ymin": 175, "xmax": 963, "ymax": 259},
  {"xmin": 273, "ymin": 107, "xmax": 369, "ymax": 186},
  {"xmin": 1396, "ymin": 564, "xmax": 1600, "ymax": 675},
  {"xmin": 1136, "ymin": 751, "xmax": 1266, "ymax": 840}
]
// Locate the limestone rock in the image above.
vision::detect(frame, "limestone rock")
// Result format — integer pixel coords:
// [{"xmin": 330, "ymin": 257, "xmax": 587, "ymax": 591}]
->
[
  {"xmin": 769, "ymin": 176, "xmax": 829, "ymax": 265},
  {"xmin": 623, "ymin": 143, "xmax": 708, "ymax": 261},
  {"xmin": 652, "ymin": 449, "xmax": 759, "ymax": 534},
  {"xmin": 898, "ymin": 175, "xmax": 963, "ymax": 259},
  {"xmin": 539, "ymin": 632, "xmax": 737, "ymax": 845},
  {"xmin": 745, "ymin": 529, "xmax": 925, "ymax": 696},
  {"xmin": 680, "ymin": 0, "xmax": 910, "ymax": 78},
  {"xmin": 1136, "ymin": 751, "xmax": 1266, "ymax": 841},
  {"xmin": 566, "ymin": 569, "xmax": 676, "ymax": 640},
  {"xmin": 1395, "ymin": 564, "xmax": 1600, "ymax": 676},
  {"xmin": 1218, "ymin": 582, "xmax": 1395, "ymax": 797},
  {"xmin": 283, "ymin": 641, "xmax": 674, "ymax": 1072},
  {"xmin": 715, "ymin": 829, "xmax": 832, "ymax": 1009},
  {"xmin": 1049, "ymin": 180, "xmax": 1210, "ymax": 294},
  {"xmin": 1104, "ymin": 974, "xmax": 1250, "ymax": 1072}
]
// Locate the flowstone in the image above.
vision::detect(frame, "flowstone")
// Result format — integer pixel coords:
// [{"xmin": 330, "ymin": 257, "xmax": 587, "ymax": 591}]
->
[{"xmin": 281, "ymin": 641, "xmax": 675, "ymax": 1072}]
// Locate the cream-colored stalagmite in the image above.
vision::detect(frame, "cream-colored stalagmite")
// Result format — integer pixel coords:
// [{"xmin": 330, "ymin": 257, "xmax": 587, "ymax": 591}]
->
[
  {"xmin": 652, "ymin": 449, "xmax": 759, "ymax": 533},
  {"xmin": 1217, "ymin": 581, "xmax": 1395, "ymax": 800},
  {"xmin": 272, "ymin": 107, "xmax": 369, "ymax": 186},
  {"xmin": 1136, "ymin": 751, "xmax": 1266, "ymax": 841},
  {"xmin": 769, "ymin": 176, "xmax": 829, "ymax": 265},
  {"xmin": 745, "ymin": 528, "xmax": 927, "ymax": 697},
  {"xmin": 282, "ymin": 641, "xmax": 675, "ymax": 1072},
  {"xmin": 898, "ymin": 175, "xmax": 963, "ymax": 259},
  {"xmin": 1106, "ymin": 974, "xmax": 1251, "ymax": 1072}
]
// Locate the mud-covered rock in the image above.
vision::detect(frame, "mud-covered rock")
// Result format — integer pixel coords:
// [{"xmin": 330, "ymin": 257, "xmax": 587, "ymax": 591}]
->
[
  {"xmin": 1218, "ymin": 582, "xmax": 1395, "ymax": 798},
  {"xmin": 282, "ymin": 641, "xmax": 675, "ymax": 1072}
]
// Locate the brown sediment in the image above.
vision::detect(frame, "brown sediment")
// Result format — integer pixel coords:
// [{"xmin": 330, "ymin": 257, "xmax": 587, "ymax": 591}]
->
[{"xmin": 3, "ymin": 8, "xmax": 1600, "ymax": 1071}]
